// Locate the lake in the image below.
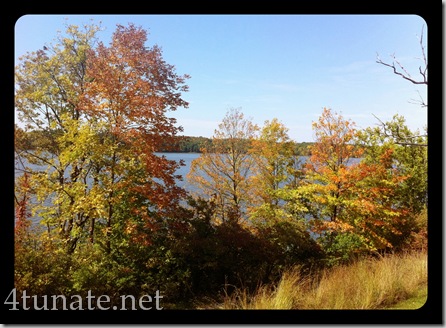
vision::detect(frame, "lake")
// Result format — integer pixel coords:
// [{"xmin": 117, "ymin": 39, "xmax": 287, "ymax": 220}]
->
[
  {"xmin": 15, "ymin": 152, "xmax": 201, "ymax": 189},
  {"xmin": 155, "ymin": 152, "xmax": 201, "ymax": 191}
]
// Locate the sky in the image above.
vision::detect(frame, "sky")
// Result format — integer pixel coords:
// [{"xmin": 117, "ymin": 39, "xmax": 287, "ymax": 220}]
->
[{"xmin": 14, "ymin": 14, "xmax": 428, "ymax": 142}]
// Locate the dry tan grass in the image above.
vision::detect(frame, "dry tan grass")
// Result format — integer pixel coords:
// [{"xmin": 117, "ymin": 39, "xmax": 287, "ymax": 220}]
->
[{"xmin": 215, "ymin": 251, "xmax": 427, "ymax": 309}]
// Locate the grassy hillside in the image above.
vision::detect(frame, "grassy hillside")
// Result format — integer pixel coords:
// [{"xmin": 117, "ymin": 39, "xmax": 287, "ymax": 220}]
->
[{"xmin": 205, "ymin": 250, "xmax": 427, "ymax": 310}]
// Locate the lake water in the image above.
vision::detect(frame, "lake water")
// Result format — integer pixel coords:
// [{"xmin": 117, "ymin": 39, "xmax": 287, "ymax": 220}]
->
[
  {"xmin": 156, "ymin": 152, "xmax": 201, "ymax": 191},
  {"xmin": 15, "ymin": 152, "xmax": 201, "ymax": 189}
]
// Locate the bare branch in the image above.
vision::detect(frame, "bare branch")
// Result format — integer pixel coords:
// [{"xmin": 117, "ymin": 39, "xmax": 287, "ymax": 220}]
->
[
  {"xmin": 408, "ymin": 90, "xmax": 428, "ymax": 108},
  {"xmin": 418, "ymin": 25, "xmax": 427, "ymax": 69},
  {"xmin": 376, "ymin": 25, "xmax": 428, "ymax": 86},
  {"xmin": 376, "ymin": 56, "xmax": 427, "ymax": 85},
  {"xmin": 375, "ymin": 24, "xmax": 428, "ymax": 146},
  {"xmin": 392, "ymin": 54, "xmax": 413, "ymax": 80}
]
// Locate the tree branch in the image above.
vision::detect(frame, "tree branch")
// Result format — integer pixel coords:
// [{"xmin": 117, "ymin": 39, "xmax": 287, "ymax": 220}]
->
[
  {"xmin": 371, "ymin": 114, "xmax": 427, "ymax": 147},
  {"xmin": 376, "ymin": 56, "xmax": 427, "ymax": 85},
  {"xmin": 375, "ymin": 25, "xmax": 428, "ymax": 86}
]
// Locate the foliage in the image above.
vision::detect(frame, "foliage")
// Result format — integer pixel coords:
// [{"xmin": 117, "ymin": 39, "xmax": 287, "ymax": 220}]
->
[
  {"xmin": 16, "ymin": 129, "xmax": 314, "ymax": 155},
  {"xmin": 256, "ymin": 220, "xmax": 323, "ymax": 274},
  {"xmin": 359, "ymin": 114, "xmax": 427, "ymax": 216},
  {"xmin": 166, "ymin": 197, "xmax": 322, "ymax": 300},
  {"xmin": 14, "ymin": 21, "xmax": 427, "ymax": 310},
  {"xmin": 358, "ymin": 116, "xmax": 427, "ymax": 252},
  {"xmin": 14, "ymin": 22, "xmax": 192, "ymax": 308},
  {"xmin": 15, "ymin": 22, "xmax": 189, "ymax": 256},
  {"xmin": 248, "ymin": 118, "xmax": 301, "ymax": 224},
  {"xmin": 187, "ymin": 108, "xmax": 258, "ymax": 224},
  {"xmin": 14, "ymin": 174, "xmax": 73, "ymax": 306},
  {"xmin": 177, "ymin": 136, "xmax": 213, "ymax": 153},
  {"xmin": 283, "ymin": 108, "xmax": 416, "ymax": 264}
]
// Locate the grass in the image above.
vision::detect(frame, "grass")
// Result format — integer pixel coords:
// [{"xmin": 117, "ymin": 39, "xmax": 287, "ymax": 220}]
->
[
  {"xmin": 387, "ymin": 284, "xmax": 427, "ymax": 309},
  {"xmin": 210, "ymin": 250, "xmax": 427, "ymax": 310}
]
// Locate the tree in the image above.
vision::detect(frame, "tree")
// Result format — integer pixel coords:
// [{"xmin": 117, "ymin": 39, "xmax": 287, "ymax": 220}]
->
[
  {"xmin": 374, "ymin": 26, "xmax": 428, "ymax": 251},
  {"xmin": 79, "ymin": 23, "xmax": 190, "ymax": 252},
  {"xmin": 15, "ymin": 22, "xmax": 103, "ymax": 253},
  {"xmin": 297, "ymin": 107, "xmax": 364, "ymax": 231},
  {"xmin": 285, "ymin": 108, "xmax": 411, "ymax": 264},
  {"xmin": 15, "ymin": 22, "xmax": 190, "ymax": 254},
  {"xmin": 359, "ymin": 115, "xmax": 427, "ymax": 248},
  {"xmin": 187, "ymin": 108, "xmax": 258, "ymax": 225},
  {"xmin": 248, "ymin": 118, "xmax": 298, "ymax": 224}
]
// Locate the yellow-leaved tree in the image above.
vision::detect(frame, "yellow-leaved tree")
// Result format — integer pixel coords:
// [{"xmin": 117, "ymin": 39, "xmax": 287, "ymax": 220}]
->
[
  {"xmin": 187, "ymin": 108, "xmax": 258, "ymax": 225},
  {"xmin": 248, "ymin": 118, "xmax": 297, "ymax": 224}
]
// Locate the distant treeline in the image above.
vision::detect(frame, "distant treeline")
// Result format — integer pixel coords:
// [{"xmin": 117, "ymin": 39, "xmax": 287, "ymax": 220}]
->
[
  {"xmin": 16, "ymin": 128, "xmax": 314, "ymax": 156},
  {"xmin": 166, "ymin": 135, "xmax": 313, "ymax": 155}
]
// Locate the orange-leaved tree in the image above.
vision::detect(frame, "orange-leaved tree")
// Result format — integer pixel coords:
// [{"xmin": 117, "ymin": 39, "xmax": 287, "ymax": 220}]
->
[
  {"xmin": 80, "ymin": 23, "xmax": 190, "ymax": 252},
  {"xmin": 358, "ymin": 115, "xmax": 427, "ymax": 251},
  {"xmin": 285, "ymin": 108, "xmax": 409, "ymax": 264}
]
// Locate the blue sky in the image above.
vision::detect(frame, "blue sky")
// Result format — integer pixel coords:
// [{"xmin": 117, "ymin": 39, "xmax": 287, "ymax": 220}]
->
[{"xmin": 15, "ymin": 14, "xmax": 427, "ymax": 142}]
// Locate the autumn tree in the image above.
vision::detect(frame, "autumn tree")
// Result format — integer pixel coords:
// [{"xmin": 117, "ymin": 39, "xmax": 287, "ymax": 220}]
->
[
  {"xmin": 248, "ymin": 118, "xmax": 298, "ymax": 224},
  {"xmin": 15, "ymin": 23, "xmax": 102, "ymax": 253},
  {"xmin": 285, "ymin": 108, "xmax": 411, "ymax": 263},
  {"xmin": 79, "ymin": 23, "xmax": 189, "ymax": 253},
  {"xmin": 15, "ymin": 22, "xmax": 190, "ymax": 255},
  {"xmin": 187, "ymin": 108, "xmax": 258, "ymax": 224},
  {"xmin": 359, "ymin": 115, "xmax": 427, "ymax": 249},
  {"xmin": 295, "ymin": 108, "xmax": 364, "ymax": 243},
  {"xmin": 374, "ymin": 26, "xmax": 428, "ymax": 251}
]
